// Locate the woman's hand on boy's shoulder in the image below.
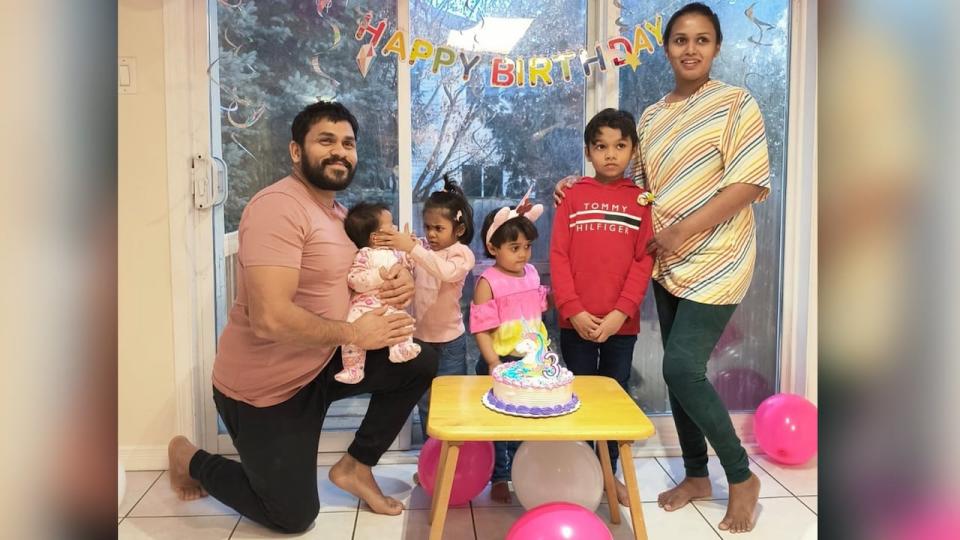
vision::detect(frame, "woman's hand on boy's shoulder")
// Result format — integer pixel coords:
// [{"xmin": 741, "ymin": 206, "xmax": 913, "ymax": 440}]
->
[{"xmin": 553, "ymin": 175, "xmax": 579, "ymax": 207}]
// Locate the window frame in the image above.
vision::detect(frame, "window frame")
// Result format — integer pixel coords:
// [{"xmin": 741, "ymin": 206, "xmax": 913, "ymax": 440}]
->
[{"xmin": 163, "ymin": 0, "xmax": 816, "ymax": 453}]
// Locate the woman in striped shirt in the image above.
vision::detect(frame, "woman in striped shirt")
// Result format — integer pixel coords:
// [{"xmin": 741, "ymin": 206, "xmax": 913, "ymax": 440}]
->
[{"xmin": 555, "ymin": 2, "xmax": 770, "ymax": 533}]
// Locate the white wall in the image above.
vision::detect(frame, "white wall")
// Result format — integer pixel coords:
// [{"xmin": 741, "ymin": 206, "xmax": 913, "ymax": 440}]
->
[{"xmin": 118, "ymin": 0, "xmax": 178, "ymax": 468}]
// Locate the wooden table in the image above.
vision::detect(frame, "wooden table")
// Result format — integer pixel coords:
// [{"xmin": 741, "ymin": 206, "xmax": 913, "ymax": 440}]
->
[{"xmin": 426, "ymin": 376, "xmax": 656, "ymax": 540}]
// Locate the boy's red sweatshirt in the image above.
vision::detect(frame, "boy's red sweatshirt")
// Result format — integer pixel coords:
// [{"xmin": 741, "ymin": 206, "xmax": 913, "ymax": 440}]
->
[{"xmin": 550, "ymin": 177, "xmax": 655, "ymax": 335}]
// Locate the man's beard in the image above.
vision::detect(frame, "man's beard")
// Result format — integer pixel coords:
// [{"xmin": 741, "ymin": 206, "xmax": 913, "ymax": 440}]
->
[{"xmin": 301, "ymin": 155, "xmax": 356, "ymax": 191}]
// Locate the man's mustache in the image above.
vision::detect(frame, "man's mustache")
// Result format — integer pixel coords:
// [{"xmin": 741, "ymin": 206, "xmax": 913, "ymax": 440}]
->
[{"xmin": 321, "ymin": 157, "xmax": 352, "ymax": 170}]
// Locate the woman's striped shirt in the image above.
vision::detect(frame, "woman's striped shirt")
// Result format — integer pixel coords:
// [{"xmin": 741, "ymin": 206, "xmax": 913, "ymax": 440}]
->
[{"xmin": 632, "ymin": 79, "xmax": 771, "ymax": 305}]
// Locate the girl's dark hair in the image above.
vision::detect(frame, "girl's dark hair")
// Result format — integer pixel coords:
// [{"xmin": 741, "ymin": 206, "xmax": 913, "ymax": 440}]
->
[
  {"xmin": 664, "ymin": 2, "xmax": 723, "ymax": 45},
  {"xmin": 479, "ymin": 208, "xmax": 539, "ymax": 259},
  {"xmin": 423, "ymin": 174, "xmax": 475, "ymax": 244},
  {"xmin": 344, "ymin": 201, "xmax": 390, "ymax": 249},
  {"xmin": 584, "ymin": 108, "xmax": 639, "ymax": 148}
]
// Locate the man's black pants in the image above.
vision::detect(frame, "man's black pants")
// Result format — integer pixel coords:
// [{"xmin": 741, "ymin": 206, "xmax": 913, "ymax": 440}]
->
[{"xmin": 188, "ymin": 344, "xmax": 438, "ymax": 533}]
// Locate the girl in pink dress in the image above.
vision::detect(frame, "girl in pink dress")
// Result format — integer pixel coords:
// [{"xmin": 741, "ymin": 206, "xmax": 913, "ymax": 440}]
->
[{"xmin": 470, "ymin": 197, "xmax": 547, "ymax": 503}]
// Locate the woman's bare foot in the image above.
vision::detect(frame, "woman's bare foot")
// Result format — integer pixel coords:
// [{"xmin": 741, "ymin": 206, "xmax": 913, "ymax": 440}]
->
[
  {"xmin": 167, "ymin": 436, "xmax": 207, "ymax": 501},
  {"xmin": 490, "ymin": 481, "xmax": 512, "ymax": 504},
  {"xmin": 657, "ymin": 476, "xmax": 711, "ymax": 511},
  {"xmin": 329, "ymin": 454, "xmax": 403, "ymax": 515},
  {"xmin": 615, "ymin": 478, "xmax": 631, "ymax": 506},
  {"xmin": 719, "ymin": 473, "xmax": 760, "ymax": 533}
]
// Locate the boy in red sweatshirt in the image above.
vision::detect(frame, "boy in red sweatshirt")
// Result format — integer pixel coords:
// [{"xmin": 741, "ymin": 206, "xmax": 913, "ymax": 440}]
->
[{"xmin": 549, "ymin": 108, "xmax": 654, "ymax": 505}]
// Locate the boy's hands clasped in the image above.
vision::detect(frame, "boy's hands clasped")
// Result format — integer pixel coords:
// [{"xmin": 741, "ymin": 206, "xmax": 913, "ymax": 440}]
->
[
  {"xmin": 570, "ymin": 310, "xmax": 628, "ymax": 343},
  {"xmin": 569, "ymin": 311, "xmax": 602, "ymax": 341}
]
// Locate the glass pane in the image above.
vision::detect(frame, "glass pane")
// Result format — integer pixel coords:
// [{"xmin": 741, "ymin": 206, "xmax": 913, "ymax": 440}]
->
[
  {"xmin": 214, "ymin": 1, "xmax": 400, "ymax": 232},
  {"xmin": 408, "ymin": 0, "xmax": 588, "ymax": 372},
  {"xmin": 618, "ymin": 0, "xmax": 790, "ymax": 412},
  {"xmin": 210, "ymin": 1, "xmax": 400, "ymax": 437}
]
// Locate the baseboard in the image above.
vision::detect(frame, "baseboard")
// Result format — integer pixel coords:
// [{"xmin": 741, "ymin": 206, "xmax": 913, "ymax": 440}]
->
[{"xmin": 119, "ymin": 446, "xmax": 169, "ymax": 471}]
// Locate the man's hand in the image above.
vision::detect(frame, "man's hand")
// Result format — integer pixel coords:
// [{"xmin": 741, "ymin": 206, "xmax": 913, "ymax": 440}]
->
[
  {"xmin": 646, "ymin": 223, "xmax": 690, "ymax": 254},
  {"xmin": 589, "ymin": 310, "xmax": 628, "ymax": 343},
  {"xmin": 569, "ymin": 311, "xmax": 602, "ymax": 341},
  {"xmin": 372, "ymin": 224, "xmax": 417, "ymax": 253},
  {"xmin": 379, "ymin": 264, "xmax": 414, "ymax": 308},
  {"xmin": 349, "ymin": 306, "xmax": 415, "ymax": 350},
  {"xmin": 553, "ymin": 175, "xmax": 579, "ymax": 207}
]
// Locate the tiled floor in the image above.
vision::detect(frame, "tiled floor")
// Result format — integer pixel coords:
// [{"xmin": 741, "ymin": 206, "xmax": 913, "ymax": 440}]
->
[{"xmin": 118, "ymin": 455, "xmax": 817, "ymax": 539}]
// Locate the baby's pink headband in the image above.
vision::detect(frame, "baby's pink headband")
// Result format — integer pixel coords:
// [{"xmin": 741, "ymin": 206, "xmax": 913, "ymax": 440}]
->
[{"xmin": 485, "ymin": 186, "xmax": 544, "ymax": 245}]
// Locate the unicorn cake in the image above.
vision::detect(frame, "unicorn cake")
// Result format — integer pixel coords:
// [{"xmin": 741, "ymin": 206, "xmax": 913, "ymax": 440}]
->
[{"xmin": 481, "ymin": 326, "xmax": 580, "ymax": 417}]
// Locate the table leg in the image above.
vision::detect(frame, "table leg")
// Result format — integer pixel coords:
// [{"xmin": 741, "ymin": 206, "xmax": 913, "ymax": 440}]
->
[
  {"xmin": 429, "ymin": 441, "xmax": 461, "ymax": 540},
  {"xmin": 618, "ymin": 441, "xmax": 647, "ymax": 540},
  {"xmin": 596, "ymin": 441, "xmax": 621, "ymax": 524},
  {"xmin": 429, "ymin": 441, "xmax": 450, "ymax": 523}
]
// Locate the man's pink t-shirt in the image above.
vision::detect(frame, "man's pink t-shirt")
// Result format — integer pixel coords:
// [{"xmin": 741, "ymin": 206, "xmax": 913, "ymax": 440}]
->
[{"xmin": 212, "ymin": 176, "xmax": 357, "ymax": 407}]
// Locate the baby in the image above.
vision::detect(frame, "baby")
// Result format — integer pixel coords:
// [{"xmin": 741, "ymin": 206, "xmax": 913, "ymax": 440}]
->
[{"xmin": 338, "ymin": 202, "xmax": 421, "ymax": 383}]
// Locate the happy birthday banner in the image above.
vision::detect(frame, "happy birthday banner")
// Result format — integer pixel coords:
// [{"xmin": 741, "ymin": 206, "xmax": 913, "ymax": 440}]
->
[{"xmin": 353, "ymin": 11, "xmax": 665, "ymax": 88}]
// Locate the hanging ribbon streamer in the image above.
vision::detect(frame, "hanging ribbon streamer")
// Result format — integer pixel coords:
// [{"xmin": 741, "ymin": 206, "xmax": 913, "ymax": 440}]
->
[
  {"xmin": 316, "ymin": 0, "xmax": 333, "ymax": 17},
  {"xmin": 329, "ymin": 21, "xmax": 342, "ymax": 47},
  {"xmin": 310, "ymin": 54, "xmax": 342, "ymax": 88},
  {"xmin": 745, "ymin": 2, "xmax": 774, "ymax": 46},
  {"xmin": 226, "ymin": 103, "xmax": 266, "ymax": 129},
  {"xmin": 230, "ymin": 132, "xmax": 257, "ymax": 161}
]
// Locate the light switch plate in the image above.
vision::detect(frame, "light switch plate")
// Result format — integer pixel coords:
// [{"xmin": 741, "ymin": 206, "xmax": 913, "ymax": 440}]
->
[{"xmin": 119, "ymin": 57, "xmax": 137, "ymax": 94}]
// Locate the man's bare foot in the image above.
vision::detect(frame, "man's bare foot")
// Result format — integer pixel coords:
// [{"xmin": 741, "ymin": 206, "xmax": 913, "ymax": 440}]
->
[
  {"xmin": 329, "ymin": 454, "xmax": 403, "ymax": 515},
  {"xmin": 167, "ymin": 436, "xmax": 207, "ymax": 501},
  {"xmin": 615, "ymin": 478, "xmax": 631, "ymax": 507},
  {"xmin": 490, "ymin": 481, "xmax": 512, "ymax": 504},
  {"xmin": 657, "ymin": 476, "xmax": 711, "ymax": 511},
  {"xmin": 719, "ymin": 473, "xmax": 760, "ymax": 533}
]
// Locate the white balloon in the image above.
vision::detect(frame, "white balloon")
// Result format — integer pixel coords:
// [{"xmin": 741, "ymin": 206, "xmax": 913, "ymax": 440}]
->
[
  {"xmin": 118, "ymin": 460, "xmax": 127, "ymax": 508},
  {"xmin": 511, "ymin": 441, "xmax": 604, "ymax": 511}
]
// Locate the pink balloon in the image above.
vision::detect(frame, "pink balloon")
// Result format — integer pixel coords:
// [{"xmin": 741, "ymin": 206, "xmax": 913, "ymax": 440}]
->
[
  {"xmin": 754, "ymin": 394, "xmax": 818, "ymax": 465},
  {"xmin": 417, "ymin": 438, "xmax": 493, "ymax": 506},
  {"xmin": 506, "ymin": 502, "xmax": 612, "ymax": 540}
]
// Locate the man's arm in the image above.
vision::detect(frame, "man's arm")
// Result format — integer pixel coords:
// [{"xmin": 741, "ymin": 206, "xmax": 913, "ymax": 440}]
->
[
  {"xmin": 245, "ymin": 265, "xmax": 413, "ymax": 350},
  {"xmin": 378, "ymin": 264, "xmax": 415, "ymax": 308}
]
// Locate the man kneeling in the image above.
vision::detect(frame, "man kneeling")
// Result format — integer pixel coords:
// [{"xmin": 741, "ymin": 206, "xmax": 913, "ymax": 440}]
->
[{"xmin": 167, "ymin": 101, "xmax": 437, "ymax": 533}]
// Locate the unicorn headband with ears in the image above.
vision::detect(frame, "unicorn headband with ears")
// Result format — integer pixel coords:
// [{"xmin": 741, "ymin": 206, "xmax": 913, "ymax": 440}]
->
[{"xmin": 485, "ymin": 186, "xmax": 544, "ymax": 245}]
